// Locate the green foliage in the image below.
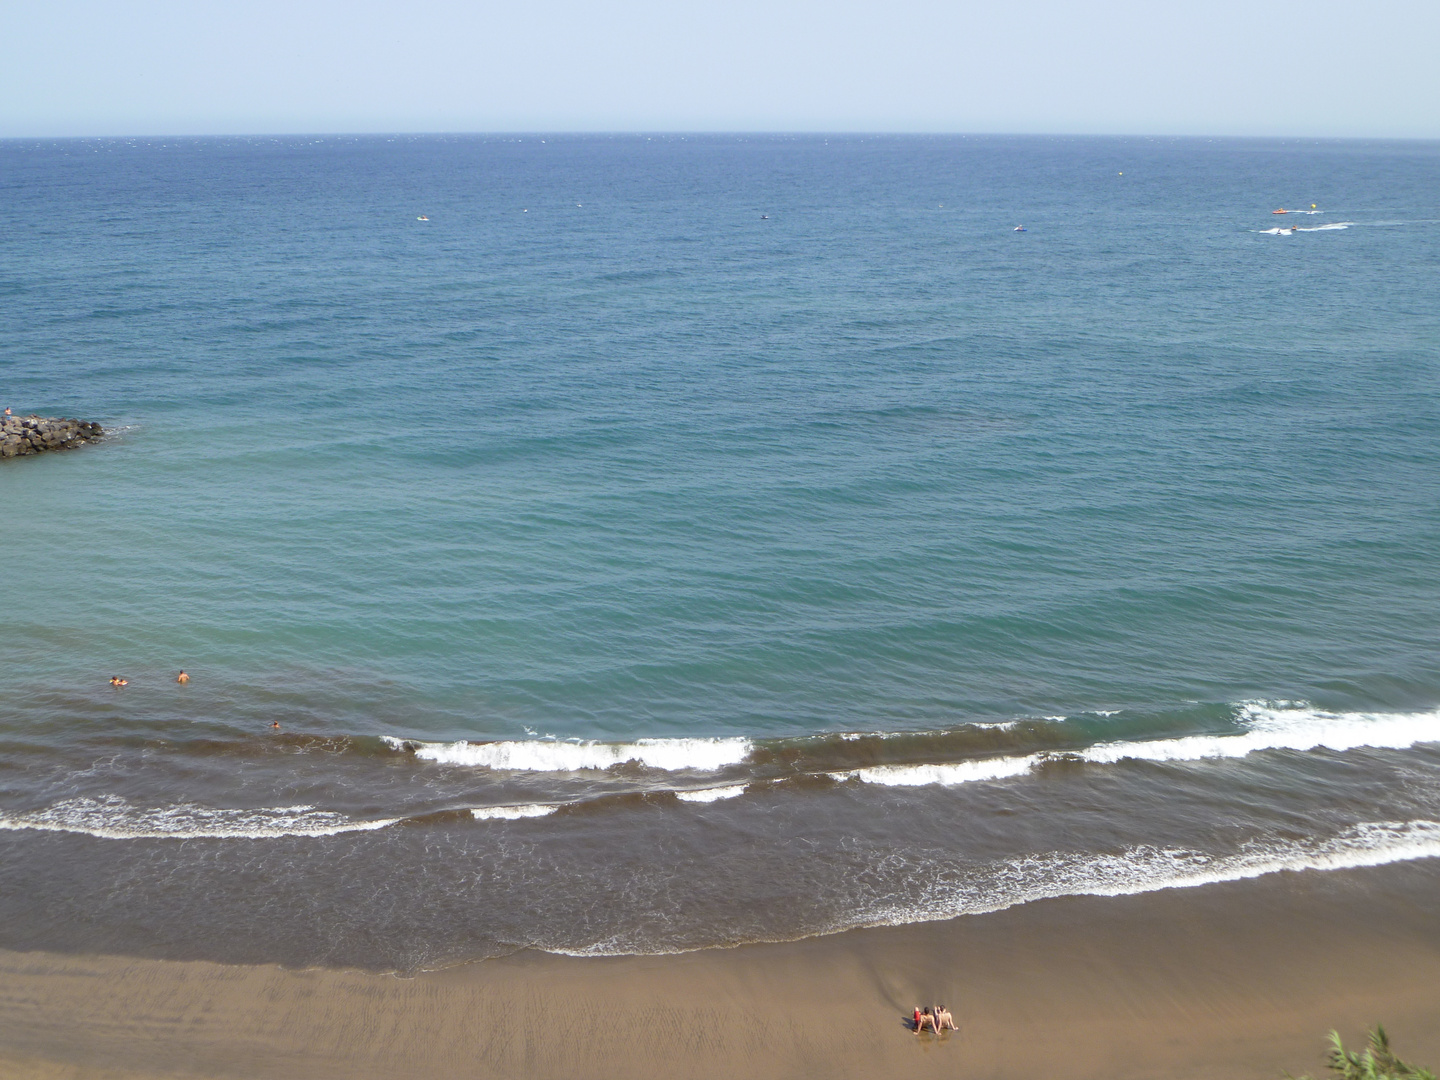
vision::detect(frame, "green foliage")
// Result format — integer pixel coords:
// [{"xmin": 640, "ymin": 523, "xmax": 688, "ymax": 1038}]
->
[{"xmin": 1289, "ymin": 1027, "xmax": 1436, "ymax": 1080}]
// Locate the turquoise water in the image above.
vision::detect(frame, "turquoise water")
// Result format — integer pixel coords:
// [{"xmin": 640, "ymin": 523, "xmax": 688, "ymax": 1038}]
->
[{"xmin": 2, "ymin": 135, "xmax": 1439, "ymax": 970}]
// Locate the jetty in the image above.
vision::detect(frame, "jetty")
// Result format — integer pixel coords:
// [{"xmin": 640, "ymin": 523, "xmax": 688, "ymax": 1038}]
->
[{"xmin": 0, "ymin": 414, "xmax": 105, "ymax": 458}]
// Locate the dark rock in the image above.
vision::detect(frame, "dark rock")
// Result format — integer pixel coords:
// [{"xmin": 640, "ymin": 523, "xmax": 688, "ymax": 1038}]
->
[{"xmin": 0, "ymin": 415, "xmax": 105, "ymax": 460}]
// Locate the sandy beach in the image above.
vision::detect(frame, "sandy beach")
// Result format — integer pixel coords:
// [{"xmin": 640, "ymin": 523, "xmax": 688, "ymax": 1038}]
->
[{"xmin": 3, "ymin": 858, "xmax": 1438, "ymax": 1080}]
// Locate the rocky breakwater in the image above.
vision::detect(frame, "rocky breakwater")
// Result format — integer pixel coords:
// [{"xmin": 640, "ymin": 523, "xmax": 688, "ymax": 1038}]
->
[{"xmin": 0, "ymin": 414, "xmax": 105, "ymax": 458}]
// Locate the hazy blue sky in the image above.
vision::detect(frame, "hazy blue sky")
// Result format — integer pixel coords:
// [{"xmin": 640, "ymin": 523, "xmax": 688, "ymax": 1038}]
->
[{"xmin": 2, "ymin": 0, "xmax": 1437, "ymax": 137}]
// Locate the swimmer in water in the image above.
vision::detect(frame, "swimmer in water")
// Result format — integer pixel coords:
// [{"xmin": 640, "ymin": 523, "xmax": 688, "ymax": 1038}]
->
[
  {"xmin": 109, "ymin": 676, "xmax": 118, "ymax": 686},
  {"xmin": 177, "ymin": 670, "xmax": 189, "ymax": 683},
  {"xmin": 116, "ymin": 677, "xmax": 128, "ymax": 686},
  {"xmin": 272, "ymin": 720, "xmax": 281, "ymax": 730}
]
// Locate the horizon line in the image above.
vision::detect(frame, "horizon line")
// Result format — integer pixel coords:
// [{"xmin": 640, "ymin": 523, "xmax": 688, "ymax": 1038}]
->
[{"xmin": 4, "ymin": 129, "xmax": 1440, "ymax": 144}]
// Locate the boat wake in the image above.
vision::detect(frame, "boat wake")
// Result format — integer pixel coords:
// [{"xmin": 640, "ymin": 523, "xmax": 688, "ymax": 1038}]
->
[{"xmin": 1261, "ymin": 221, "xmax": 1353, "ymax": 234}]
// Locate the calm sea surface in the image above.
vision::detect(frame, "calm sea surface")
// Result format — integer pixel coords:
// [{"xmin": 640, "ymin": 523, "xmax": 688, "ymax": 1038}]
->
[{"xmin": 2, "ymin": 134, "xmax": 1438, "ymax": 971}]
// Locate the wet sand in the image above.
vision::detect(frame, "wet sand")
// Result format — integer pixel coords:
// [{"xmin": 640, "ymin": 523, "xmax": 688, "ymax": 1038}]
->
[{"xmin": 2, "ymin": 860, "xmax": 1438, "ymax": 1080}]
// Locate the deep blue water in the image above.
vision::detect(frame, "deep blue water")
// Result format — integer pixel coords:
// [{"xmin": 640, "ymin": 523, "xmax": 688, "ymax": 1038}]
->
[{"xmin": 1, "ymin": 135, "xmax": 1438, "ymax": 970}]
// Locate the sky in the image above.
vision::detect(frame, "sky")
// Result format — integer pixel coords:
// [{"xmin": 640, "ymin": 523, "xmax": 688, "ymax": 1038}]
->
[{"xmin": 2, "ymin": 0, "xmax": 1437, "ymax": 138}]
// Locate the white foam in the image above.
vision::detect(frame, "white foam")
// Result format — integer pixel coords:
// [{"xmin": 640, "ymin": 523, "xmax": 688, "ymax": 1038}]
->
[
  {"xmin": 839, "ymin": 703, "xmax": 1440, "ymax": 789},
  {"xmin": 0, "ymin": 795, "xmax": 399, "ymax": 840},
  {"xmin": 391, "ymin": 736, "xmax": 752, "ymax": 773},
  {"xmin": 1299, "ymin": 221, "xmax": 1352, "ymax": 231},
  {"xmin": 676, "ymin": 784, "xmax": 747, "ymax": 803},
  {"xmin": 836, "ymin": 755, "xmax": 1039, "ymax": 787},
  {"xmin": 470, "ymin": 803, "xmax": 559, "ymax": 821}
]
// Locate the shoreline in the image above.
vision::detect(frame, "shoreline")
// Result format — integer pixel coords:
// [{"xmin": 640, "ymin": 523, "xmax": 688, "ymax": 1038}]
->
[{"xmin": 3, "ymin": 859, "xmax": 1439, "ymax": 1079}]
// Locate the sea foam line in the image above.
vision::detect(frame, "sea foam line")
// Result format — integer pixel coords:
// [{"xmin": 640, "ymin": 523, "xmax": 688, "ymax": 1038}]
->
[
  {"xmin": 385, "ymin": 735, "xmax": 752, "ymax": 773},
  {"xmin": 553, "ymin": 817, "xmax": 1440, "ymax": 957},
  {"xmin": 872, "ymin": 818, "xmax": 1440, "ymax": 930},
  {"xmin": 836, "ymin": 703, "xmax": 1440, "ymax": 788},
  {"xmin": 0, "ymin": 795, "xmax": 399, "ymax": 840}
]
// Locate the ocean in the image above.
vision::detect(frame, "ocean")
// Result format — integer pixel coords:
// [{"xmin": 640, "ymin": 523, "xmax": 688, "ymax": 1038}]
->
[{"xmin": 1, "ymin": 133, "xmax": 1438, "ymax": 973}]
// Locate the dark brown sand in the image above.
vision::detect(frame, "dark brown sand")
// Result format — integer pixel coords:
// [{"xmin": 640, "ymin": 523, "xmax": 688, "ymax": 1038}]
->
[{"xmin": 2, "ymin": 859, "xmax": 1438, "ymax": 1080}]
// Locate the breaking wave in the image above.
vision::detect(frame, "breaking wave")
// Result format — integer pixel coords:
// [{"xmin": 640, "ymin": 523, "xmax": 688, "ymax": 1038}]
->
[
  {"xmin": 470, "ymin": 803, "xmax": 559, "ymax": 821},
  {"xmin": 832, "ymin": 757, "xmax": 1035, "ymax": 786},
  {"xmin": 675, "ymin": 784, "xmax": 748, "ymax": 803},
  {"xmin": 8, "ymin": 703, "xmax": 1433, "ymax": 841},
  {"xmin": 383, "ymin": 735, "xmax": 752, "ymax": 773},
  {"xmin": 838, "ymin": 702, "xmax": 1440, "ymax": 787}
]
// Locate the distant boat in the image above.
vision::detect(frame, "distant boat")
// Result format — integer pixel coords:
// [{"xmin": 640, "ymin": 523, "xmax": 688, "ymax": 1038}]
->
[
  {"xmin": 1272, "ymin": 209, "xmax": 1289, "ymax": 215},
  {"xmin": 1014, "ymin": 225, "xmax": 1027, "ymax": 232},
  {"xmin": 416, "ymin": 215, "xmax": 429, "ymax": 221}
]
